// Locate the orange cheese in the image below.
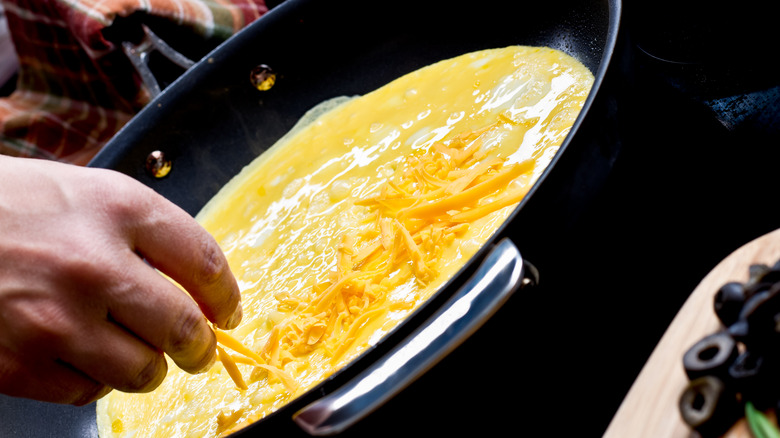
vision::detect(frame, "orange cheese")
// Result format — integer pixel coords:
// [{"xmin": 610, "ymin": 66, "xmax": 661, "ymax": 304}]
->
[{"xmin": 96, "ymin": 45, "xmax": 594, "ymax": 438}]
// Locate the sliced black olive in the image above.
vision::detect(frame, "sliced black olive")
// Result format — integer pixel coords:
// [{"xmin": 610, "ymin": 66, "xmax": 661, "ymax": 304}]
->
[
  {"xmin": 738, "ymin": 289, "xmax": 772, "ymax": 319},
  {"xmin": 743, "ymin": 264, "xmax": 774, "ymax": 298},
  {"xmin": 734, "ymin": 290, "xmax": 773, "ymax": 347},
  {"xmin": 683, "ymin": 331, "xmax": 739, "ymax": 381},
  {"xmin": 714, "ymin": 282, "xmax": 747, "ymax": 327},
  {"xmin": 759, "ymin": 268, "xmax": 780, "ymax": 285},
  {"xmin": 751, "ymin": 262, "xmax": 780, "ymax": 285},
  {"xmin": 739, "ymin": 284, "xmax": 780, "ymax": 349},
  {"xmin": 679, "ymin": 376, "xmax": 741, "ymax": 437},
  {"xmin": 729, "ymin": 350, "xmax": 763, "ymax": 382},
  {"xmin": 728, "ymin": 350, "xmax": 777, "ymax": 410},
  {"xmin": 728, "ymin": 320, "xmax": 749, "ymax": 343},
  {"xmin": 744, "ymin": 281, "xmax": 775, "ymax": 299},
  {"xmin": 749, "ymin": 264, "xmax": 772, "ymax": 282},
  {"xmin": 742, "ymin": 263, "xmax": 780, "ymax": 298}
]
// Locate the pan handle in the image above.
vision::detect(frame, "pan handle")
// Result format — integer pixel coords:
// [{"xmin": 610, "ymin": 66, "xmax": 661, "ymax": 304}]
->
[
  {"xmin": 122, "ymin": 24, "xmax": 195, "ymax": 98},
  {"xmin": 292, "ymin": 237, "xmax": 533, "ymax": 436}
]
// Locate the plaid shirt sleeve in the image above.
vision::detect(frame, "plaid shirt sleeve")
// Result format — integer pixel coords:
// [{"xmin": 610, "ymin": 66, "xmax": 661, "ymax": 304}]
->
[{"xmin": 0, "ymin": 0, "xmax": 268, "ymax": 165}]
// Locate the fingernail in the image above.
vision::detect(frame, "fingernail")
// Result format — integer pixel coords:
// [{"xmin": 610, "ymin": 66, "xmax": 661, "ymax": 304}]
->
[{"xmin": 224, "ymin": 304, "xmax": 243, "ymax": 330}]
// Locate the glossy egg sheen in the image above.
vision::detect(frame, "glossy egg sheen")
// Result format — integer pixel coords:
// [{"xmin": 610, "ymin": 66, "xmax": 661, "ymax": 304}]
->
[{"xmin": 96, "ymin": 46, "xmax": 593, "ymax": 438}]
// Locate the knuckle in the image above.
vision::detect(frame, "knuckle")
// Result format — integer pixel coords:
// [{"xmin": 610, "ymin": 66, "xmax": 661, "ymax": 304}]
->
[
  {"xmin": 9, "ymin": 301, "xmax": 73, "ymax": 350},
  {"xmin": 169, "ymin": 309, "xmax": 204, "ymax": 354},
  {"xmin": 194, "ymin": 238, "xmax": 228, "ymax": 288},
  {"xmin": 195, "ymin": 239, "xmax": 240, "ymax": 320},
  {"xmin": 170, "ymin": 308, "xmax": 210, "ymax": 350},
  {"xmin": 126, "ymin": 354, "xmax": 166, "ymax": 393},
  {"xmin": 167, "ymin": 309, "xmax": 214, "ymax": 373},
  {"xmin": 56, "ymin": 255, "xmax": 107, "ymax": 291},
  {"xmin": 90, "ymin": 171, "xmax": 153, "ymax": 226}
]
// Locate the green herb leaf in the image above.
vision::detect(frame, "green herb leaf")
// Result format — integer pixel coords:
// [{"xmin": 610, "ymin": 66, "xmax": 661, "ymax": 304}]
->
[{"xmin": 746, "ymin": 401, "xmax": 780, "ymax": 438}]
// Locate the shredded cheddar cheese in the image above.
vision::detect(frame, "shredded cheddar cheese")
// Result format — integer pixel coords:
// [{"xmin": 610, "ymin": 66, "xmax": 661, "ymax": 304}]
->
[{"xmin": 97, "ymin": 45, "xmax": 594, "ymax": 438}]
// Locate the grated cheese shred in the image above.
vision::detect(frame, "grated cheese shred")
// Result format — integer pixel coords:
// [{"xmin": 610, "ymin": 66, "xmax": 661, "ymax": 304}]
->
[
  {"xmin": 211, "ymin": 123, "xmax": 534, "ymax": 391},
  {"xmin": 95, "ymin": 46, "xmax": 596, "ymax": 438}
]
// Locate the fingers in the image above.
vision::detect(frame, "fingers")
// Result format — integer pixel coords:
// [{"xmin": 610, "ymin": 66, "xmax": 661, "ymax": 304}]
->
[
  {"xmin": 57, "ymin": 317, "xmax": 169, "ymax": 393},
  {"xmin": 0, "ymin": 282, "xmax": 170, "ymax": 397},
  {"xmin": 0, "ymin": 161, "xmax": 241, "ymax": 405},
  {"xmin": 0, "ymin": 345, "xmax": 111, "ymax": 406},
  {"xmin": 129, "ymin": 193, "xmax": 242, "ymax": 331},
  {"xmin": 1, "ymin": 252, "xmax": 205, "ymax": 398},
  {"xmin": 105, "ymin": 254, "xmax": 218, "ymax": 375}
]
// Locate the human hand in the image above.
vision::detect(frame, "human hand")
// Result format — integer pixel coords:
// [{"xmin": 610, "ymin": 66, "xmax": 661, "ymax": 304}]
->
[{"xmin": 0, "ymin": 155, "xmax": 242, "ymax": 405}]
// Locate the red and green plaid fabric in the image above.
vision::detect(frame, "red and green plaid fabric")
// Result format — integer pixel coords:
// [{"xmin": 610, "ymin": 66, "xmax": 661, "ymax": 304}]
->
[{"xmin": 0, "ymin": 0, "xmax": 268, "ymax": 165}]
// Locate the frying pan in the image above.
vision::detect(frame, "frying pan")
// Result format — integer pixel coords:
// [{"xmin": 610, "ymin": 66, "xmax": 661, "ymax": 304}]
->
[{"xmin": 0, "ymin": 0, "xmax": 621, "ymax": 435}]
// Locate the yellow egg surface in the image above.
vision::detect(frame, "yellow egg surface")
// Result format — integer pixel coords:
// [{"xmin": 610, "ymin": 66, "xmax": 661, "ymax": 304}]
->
[{"xmin": 96, "ymin": 45, "xmax": 594, "ymax": 438}]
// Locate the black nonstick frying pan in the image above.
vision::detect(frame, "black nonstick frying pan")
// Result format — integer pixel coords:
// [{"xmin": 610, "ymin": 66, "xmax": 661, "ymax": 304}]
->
[{"xmin": 0, "ymin": 0, "xmax": 621, "ymax": 435}]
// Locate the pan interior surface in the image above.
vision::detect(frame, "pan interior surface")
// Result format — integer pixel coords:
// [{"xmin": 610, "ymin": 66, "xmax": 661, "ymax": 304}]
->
[{"xmin": 90, "ymin": 0, "xmax": 614, "ymax": 217}]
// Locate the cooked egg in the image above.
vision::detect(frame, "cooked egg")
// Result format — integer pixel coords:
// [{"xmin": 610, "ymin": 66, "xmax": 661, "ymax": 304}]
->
[{"xmin": 96, "ymin": 45, "xmax": 594, "ymax": 438}]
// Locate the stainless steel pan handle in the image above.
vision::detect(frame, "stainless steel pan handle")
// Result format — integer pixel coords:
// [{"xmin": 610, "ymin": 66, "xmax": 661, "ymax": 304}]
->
[
  {"xmin": 122, "ymin": 24, "xmax": 195, "ymax": 98},
  {"xmin": 292, "ymin": 237, "xmax": 530, "ymax": 436}
]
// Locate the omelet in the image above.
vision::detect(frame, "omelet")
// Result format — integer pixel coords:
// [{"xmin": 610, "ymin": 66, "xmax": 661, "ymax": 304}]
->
[{"xmin": 96, "ymin": 45, "xmax": 594, "ymax": 437}]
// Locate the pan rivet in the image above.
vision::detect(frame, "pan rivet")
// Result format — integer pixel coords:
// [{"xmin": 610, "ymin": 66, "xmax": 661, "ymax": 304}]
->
[
  {"xmin": 145, "ymin": 150, "xmax": 172, "ymax": 178},
  {"xmin": 250, "ymin": 64, "xmax": 276, "ymax": 91}
]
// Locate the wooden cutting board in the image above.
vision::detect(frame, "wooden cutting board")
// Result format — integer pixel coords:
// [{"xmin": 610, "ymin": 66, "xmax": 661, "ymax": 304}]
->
[{"xmin": 604, "ymin": 228, "xmax": 780, "ymax": 438}]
